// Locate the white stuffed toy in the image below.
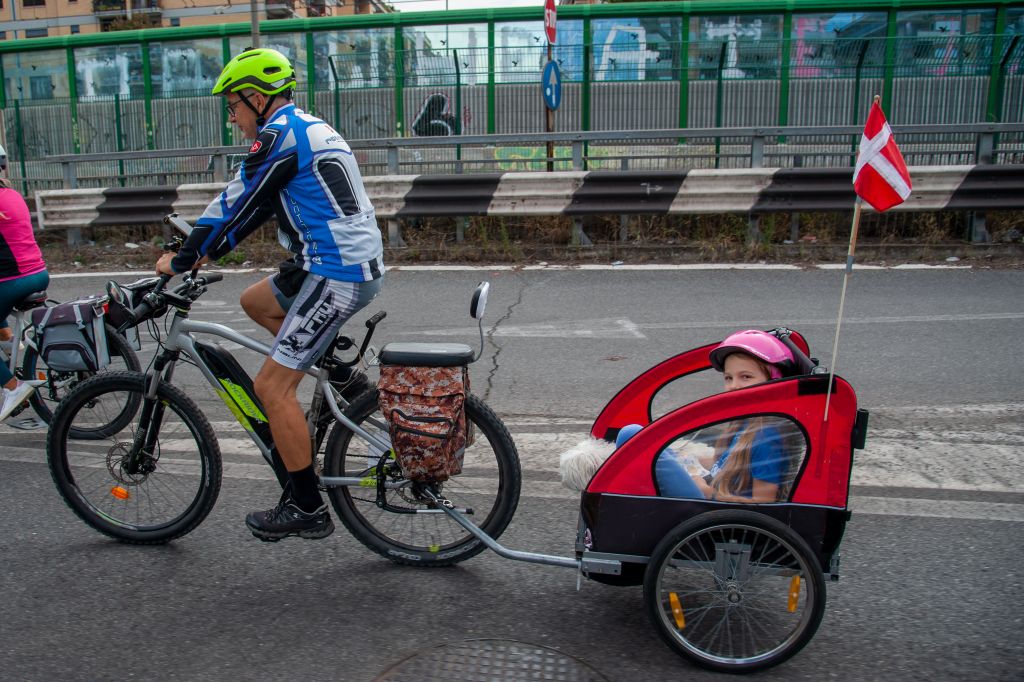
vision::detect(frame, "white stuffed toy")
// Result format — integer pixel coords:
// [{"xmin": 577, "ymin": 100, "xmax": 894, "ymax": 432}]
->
[
  {"xmin": 557, "ymin": 434, "xmax": 714, "ymax": 492},
  {"xmin": 558, "ymin": 437, "xmax": 617, "ymax": 492}
]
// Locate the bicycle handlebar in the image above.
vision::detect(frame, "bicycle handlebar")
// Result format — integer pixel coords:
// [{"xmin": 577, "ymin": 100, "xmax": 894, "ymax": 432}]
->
[
  {"xmin": 123, "ymin": 271, "xmax": 224, "ymax": 330},
  {"xmin": 127, "ymin": 273, "xmax": 172, "ymax": 326}
]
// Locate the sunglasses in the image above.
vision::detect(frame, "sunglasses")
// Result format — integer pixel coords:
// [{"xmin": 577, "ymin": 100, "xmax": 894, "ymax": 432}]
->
[{"xmin": 225, "ymin": 93, "xmax": 252, "ymax": 117}]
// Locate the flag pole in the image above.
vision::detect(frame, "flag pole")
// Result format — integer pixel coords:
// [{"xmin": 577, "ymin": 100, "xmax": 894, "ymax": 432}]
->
[
  {"xmin": 824, "ymin": 94, "xmax": 878, "ymax": 421},
  {"xmin": 824, "ymin": 197, "xmax": 863, "ymax": 421}
]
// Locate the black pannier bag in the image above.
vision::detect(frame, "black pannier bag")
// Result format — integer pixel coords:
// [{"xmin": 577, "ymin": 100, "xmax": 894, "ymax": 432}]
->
[{"xmin": 30, "ymin": 295, "xmax": 110, "ymax": 372}]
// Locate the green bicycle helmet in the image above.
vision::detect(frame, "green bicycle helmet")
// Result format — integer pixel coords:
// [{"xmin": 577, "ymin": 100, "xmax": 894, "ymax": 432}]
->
[{"xmin": 212, "ymin": 48, "xmax": 296, "ymax": 96}]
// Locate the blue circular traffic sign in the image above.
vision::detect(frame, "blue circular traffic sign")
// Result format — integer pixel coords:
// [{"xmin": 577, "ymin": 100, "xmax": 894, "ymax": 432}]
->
[{"xmin": 542, "ymin": 59, "xmax": 561, "ymax": 111}]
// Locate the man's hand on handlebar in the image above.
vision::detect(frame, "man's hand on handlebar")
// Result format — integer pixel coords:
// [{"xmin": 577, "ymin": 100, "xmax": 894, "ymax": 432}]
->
[{"xmin": 155, "ymin": 253, "xmax": 209, "ymax": 277}]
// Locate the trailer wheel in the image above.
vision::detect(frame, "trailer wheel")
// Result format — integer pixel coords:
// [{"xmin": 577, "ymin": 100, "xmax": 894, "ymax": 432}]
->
[{"xmin": 643, "ymin": 510, "xmax": 825, "ymax": 673}]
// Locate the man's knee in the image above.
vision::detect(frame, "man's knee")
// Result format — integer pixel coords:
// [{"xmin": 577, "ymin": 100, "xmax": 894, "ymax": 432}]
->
[
  {"xmin": 254, "ymin": 367, "xmax": 300, "ymax": 412},
  {"xmin": 241, "ymin": 282, "xmax": 268, "ymax": 317},
  {"xmin": 242, "ymin": 280, "xmax": 286, "ymax": 333}
]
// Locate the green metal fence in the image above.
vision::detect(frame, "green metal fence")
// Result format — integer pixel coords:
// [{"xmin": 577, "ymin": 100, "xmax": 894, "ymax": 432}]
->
[{"xmin": 1, "ymin": 1, "xmax": 1022, "ymax": 193}]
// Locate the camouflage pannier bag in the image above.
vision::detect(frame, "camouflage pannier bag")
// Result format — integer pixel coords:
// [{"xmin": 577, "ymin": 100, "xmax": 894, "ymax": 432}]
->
[{"xmin": 377, "ymin": 365, "xmax": 472, "ymax": 482}]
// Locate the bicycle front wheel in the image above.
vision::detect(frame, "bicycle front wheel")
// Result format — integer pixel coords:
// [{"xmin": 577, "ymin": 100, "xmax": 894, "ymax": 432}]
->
[
  {"xmin": 324, "ymin": 388, "xmax": 521, "ymax": 567},
  {"xmin": 25, "ymin": 323, "xmax": 142, "ymax": 438},
  {"xmin": 643, "ymin": 510, "xmax": 826, "ymax": 673},
  {"xmin": 47, "ymin": 371, "xmax": 222, "ymax": 544}
]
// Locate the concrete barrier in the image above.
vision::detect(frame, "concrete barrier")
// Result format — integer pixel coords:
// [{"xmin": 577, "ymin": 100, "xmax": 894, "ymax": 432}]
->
[{"xmin": 35, "ymin": 166, "xmax": 1024, "ymax": 244}]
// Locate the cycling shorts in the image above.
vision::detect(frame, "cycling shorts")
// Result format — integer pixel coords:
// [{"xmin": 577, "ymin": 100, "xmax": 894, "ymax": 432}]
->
[
  {"xmin": 270, "ymin": 273, "xmax": 382, "ymax": 371},
  {"xmin": 268, "ymin": 258, "xmax": 307, "ymax": 310}
]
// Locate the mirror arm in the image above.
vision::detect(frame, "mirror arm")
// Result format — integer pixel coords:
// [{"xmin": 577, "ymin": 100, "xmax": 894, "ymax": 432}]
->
[{"xmin": 474, "ymin": 316, "xmax": 485, "ymax": 363}]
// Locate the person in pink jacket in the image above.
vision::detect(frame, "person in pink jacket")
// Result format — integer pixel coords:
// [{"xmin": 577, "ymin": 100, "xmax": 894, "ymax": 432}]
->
[{"xmin": 0, "ymin": 143, "xmax": 49, "ymax": 420}]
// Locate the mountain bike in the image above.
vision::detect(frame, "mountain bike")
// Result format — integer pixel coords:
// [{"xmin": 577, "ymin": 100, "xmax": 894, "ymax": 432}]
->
[
  {"xmin": 1, "ymin": 287, "xmax": 141, "ymax": 431},
  {"xmin": 45, "ymin": 249, "xmax": 521, "ymax": 567}
]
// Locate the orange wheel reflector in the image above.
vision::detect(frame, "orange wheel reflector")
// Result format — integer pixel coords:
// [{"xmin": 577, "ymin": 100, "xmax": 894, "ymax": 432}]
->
[
  {"xmin": 35, "ymin": 371, "xmax": 47, "ymax": 381},
  {"xmin": 668, "ymin": 592, "xmax": 685, "ymax": 630},
  {"xmin": 788, "ymin": 575, "xmax": 801, "ymax": 612},
  {"xmin": 111, "ymin": 486, "xmax": 130, "ymax": 500}
]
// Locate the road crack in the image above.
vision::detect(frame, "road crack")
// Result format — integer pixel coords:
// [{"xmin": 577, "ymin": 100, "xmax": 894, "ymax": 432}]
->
[{"xmin": 480, "ymin": 275, "xmax": 526, "ymax": 402}]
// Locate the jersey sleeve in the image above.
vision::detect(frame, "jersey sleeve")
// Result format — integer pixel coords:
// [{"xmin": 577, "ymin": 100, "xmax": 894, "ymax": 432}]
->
[{"xmin": 170, "ymin": 126, "xmax": 298, "ymax": 273}]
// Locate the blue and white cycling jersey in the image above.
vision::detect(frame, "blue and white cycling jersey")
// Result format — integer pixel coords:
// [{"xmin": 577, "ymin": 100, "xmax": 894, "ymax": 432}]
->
[{"xmin": 171, "ymin": 103, "xmax": 384, "ymax": 282}]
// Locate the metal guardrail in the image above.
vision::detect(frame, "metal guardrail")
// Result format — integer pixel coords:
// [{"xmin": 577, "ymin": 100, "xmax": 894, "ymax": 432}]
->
[
  {"xmin": 35, "ymin": 164, "xmax": 1024, "ymax": 247},
  {"xmin": 40, "ymin": 124, "xmax": 1024, "ymax": 190}
]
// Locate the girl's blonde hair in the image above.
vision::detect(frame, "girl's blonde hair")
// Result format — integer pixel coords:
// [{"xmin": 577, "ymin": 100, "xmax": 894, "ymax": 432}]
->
[
  {"xmin": 710, "ymin": 351, "xmax": 783, "ymax": 499},
  {"xmin": 711, "ymin": 418, "xmax": 762, "ymax": 498}
]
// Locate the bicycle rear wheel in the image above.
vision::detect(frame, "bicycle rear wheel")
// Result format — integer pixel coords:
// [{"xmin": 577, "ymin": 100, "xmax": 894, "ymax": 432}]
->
[
  {"xmin": 47, "ymin": 371, "xmax": 222, "ymax": 544},
  {"xmin": 323, "ymin": 388, "xmax": 521, "ymax": 567},
  {"xmin": 24, "ymin": 323, "xmax": 142, "ymax": 438}
]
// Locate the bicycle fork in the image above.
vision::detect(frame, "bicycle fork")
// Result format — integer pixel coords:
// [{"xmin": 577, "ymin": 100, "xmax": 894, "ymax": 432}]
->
[{"xmin": 124, "ymin": 357, "xmax": 176, "ymax": 476}]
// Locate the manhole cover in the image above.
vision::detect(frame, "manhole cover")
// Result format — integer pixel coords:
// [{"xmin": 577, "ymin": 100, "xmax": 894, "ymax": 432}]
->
[{"xmin": 375, "ymin": 638, "xmax": 610, "ymax": 682}]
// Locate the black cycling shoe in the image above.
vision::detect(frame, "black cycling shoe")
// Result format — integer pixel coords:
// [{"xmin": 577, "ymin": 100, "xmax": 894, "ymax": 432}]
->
[{"xmin": 245, "ymin": 496, "xmax": 335, "ymax": 542}]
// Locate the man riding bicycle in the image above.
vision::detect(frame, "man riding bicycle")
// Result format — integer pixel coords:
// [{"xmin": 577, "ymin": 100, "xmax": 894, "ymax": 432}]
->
[{"xmin": 155, "ymin": 48, "xmax": 384, "ymax": 542}]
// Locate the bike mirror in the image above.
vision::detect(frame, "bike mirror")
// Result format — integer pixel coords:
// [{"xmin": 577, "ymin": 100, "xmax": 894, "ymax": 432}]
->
[
  {"xmin": 470, "ymin": 281, "xmax": 490, "ymax": 320},
  {"xmin": 105, "ymin": 280, "xmax": 125, "ymax": 306}
]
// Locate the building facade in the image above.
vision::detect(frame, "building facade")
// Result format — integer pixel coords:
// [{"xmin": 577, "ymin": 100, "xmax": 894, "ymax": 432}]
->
[{"xmin": 0, "ymin": 0, "xmax": 391, "ymax": 41}]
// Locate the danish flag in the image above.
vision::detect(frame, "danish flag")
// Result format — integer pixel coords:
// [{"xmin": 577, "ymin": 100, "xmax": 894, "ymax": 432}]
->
[{"xmin": 853, "ymin": 101, "xmax": 912, "ymax": 212}]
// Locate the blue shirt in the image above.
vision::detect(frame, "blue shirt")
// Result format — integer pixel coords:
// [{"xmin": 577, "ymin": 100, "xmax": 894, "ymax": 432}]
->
[
  {"xmin": 708, "ymin": 424, "xmax": 786, "ymax": 496},
  {"xmin": 655, "ymin": 423, "xmax": 787, "ymax": 499},
  {"xmin": 172, "ymin": 103, "xmax": 384, "ymax": 282}
]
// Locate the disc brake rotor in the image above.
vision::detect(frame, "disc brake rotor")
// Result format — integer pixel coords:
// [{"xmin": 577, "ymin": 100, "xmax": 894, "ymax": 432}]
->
[{"xmin": 105, "ymin": 441, "xmax": 156, "ymax": 486}]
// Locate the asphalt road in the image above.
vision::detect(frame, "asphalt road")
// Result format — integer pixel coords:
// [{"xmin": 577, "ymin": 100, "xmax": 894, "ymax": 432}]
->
[{"xmin": 1, "ymin": 265, "xmax": 1021, "ymax": 681}]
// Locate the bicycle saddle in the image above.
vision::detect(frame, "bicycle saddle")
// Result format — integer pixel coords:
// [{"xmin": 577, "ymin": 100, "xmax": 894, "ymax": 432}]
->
[
  {"xmin": 13, "ymin": 291, "xmax": 48, "ymax": 311},
  {"xmin": 378, "ymin": 342, "xmax": 474, "ymax": 367}
]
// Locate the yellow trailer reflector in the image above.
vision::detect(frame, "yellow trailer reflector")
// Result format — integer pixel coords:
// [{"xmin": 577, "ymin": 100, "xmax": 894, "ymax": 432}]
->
[
  {"xmin": 788, "ymin": 575, "xmax": 801, "ymax": 612},
  {"xmin": 668, "ymin": 592, "xmax": 685, "ymax": 629}
]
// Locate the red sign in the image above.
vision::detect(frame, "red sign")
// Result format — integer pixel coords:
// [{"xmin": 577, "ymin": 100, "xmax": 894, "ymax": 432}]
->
[{"xmin": 544, "ymin": 0, "xmax": 557, "ymax": 45}]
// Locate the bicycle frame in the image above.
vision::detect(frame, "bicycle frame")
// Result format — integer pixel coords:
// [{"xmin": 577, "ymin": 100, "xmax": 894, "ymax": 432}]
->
[
  {"xmin": 1, "ymin": 307, "xmax": 37, "ymax": 379},
  {"xmin": 139, "ymin": 299, "xmax": 403, "ymax": 492}
]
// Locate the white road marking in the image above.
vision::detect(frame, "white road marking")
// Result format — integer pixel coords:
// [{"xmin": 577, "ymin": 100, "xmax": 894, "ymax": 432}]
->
[
  {"xmin": 40, "ymin": 422, "xmax": 1021, "ymax": 494},
  {"xmin": 12, "ymin": 440, "xmax": 1020, "ymax": 521},
  {"xmin": 849, "ymin": 496, "xmax": 1024, "ymax": 523},
  {"xmin": 872, "ymin": 403, "xmax": 1024, "ymax": 417},
  {"xmin": 403, "ymin": 312, "xmax": 1024, "ymax": 338},
  {"xmin": 637, "ymin": 312, "xmax": 1024, "ymax": 331},
  {"xmin": 9, "ymin": 407, "xmax": 1021, "ymax": 521},
  {"xmin": 416, "ymin": 318, "xmax": 647, "ymax": 339},
  {"xmin": 48, "ymin": 262, "xmax": 979, "ymax": 281}
]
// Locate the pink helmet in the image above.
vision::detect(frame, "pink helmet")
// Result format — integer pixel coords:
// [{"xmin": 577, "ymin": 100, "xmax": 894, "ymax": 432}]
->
[{"xmin": 708, "ymin": 330, "xmax": 796, "ymax": 380}]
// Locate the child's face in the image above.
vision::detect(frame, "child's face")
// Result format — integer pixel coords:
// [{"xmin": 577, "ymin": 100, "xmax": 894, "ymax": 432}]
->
[{"xmin": 722, "ymin": 353, "xmax": 771, "ymax": 391}]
